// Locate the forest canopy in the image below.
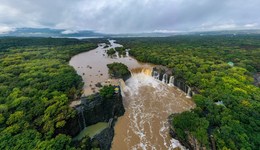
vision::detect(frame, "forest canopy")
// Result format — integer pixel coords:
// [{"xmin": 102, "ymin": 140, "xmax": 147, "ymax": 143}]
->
[
  {"xmin": 0, "ymin": 35, "xmax": 259, "ymax": 149},
  {"xmin": 0, "ymin": 37, "xmax": 96, "ymax": 149},
  {"xmin": 116, "ymin": 35, "xmax": 260, "ymax": 150},
  {"xmin": 107, "ymin": 62, "xmax": 131, "ymax": 80}
]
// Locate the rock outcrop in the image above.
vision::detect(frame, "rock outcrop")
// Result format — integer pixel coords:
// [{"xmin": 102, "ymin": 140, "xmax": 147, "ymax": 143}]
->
[
  {"xmin": 93, "ymin": 127, "xmax": 114, "ymax": 150},
  {"xmin": 169, "ymin": 115, "xmax": 208, "ymax": 150},
  {"xmin": 169, "ymin": 126, "xmax": 208, "ymax": 150},
  {"xmin": 57, "ymin": 87, "xmax": 125, "ymax": 150},
  {"xmin": 55, "ymin": 114, "xmax": 81, "ymax": 137},
  {"xmin": 80, "ymin": 91, "xmax": 124, "ymax": 150},
  {"xmin": 80, "ymin": 92, "xmax": 125, "ymax": 127},
  {"xmin": 152, "ymin": 66, "xmax": 198, "ymax": 96}
]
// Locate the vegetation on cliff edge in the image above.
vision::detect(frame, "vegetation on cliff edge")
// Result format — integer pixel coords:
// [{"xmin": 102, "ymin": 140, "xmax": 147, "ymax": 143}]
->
[
  {"xmin": 107, "ymin": 62, "xmax": 131, "ymax": 81},
  {"xmin": 116, "ymin": 35, "xmax": 260, "ymax": 150},
  {"xmin": 0, "ymin": 37, "xmax": 96, "ymax": 149}
]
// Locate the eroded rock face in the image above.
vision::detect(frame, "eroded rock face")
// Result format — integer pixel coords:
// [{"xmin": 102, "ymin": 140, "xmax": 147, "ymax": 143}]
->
[
  {"xmin": 57, "ymin": 90, "xmax": 125, "ymax": 142},
  {"xmin": 81, "ymin": 93, "xmax": 125, "ymax": 126},
  {"xmin": 169, "ymin": 115, "xmax": 208, "ymax": 150},
  {"xmin": 152, "ymin": 66, "xmax": 198, "ymax": 96},
  {"xmin": 187, "ymin": 133, "xmax": 207, "ymax": 150},
  {"xmin": 55, "ymin": 115, "xmax": 81, "ymax": 137},
  {"xmin": 79, "ymin": 92, "xmax": 125, "ymax": 150},
  {"xmin": 93, "ymin": 127, "xmax": 114, "ymax": 150},
  {"xmin": 152, "ymin": 65, "xmax": 173, "ymax": 81},
  {"xmin": 170, "ymin": 127, "xmax": 208, "ymax": 150}
]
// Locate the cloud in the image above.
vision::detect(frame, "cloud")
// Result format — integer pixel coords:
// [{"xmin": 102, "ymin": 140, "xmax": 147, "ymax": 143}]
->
[
  {"xmin": 61, "ymin": 30, "xmax": 79, "ymax": 35},
  {"xmin": 0, "ymin": 0, "xmax": 259, "ymax": 33},
  {"xmin": 196, "ymin": 23, "xmax": 238, "ymax": 31},
  {"xmin": 152, "ymin": 30, "xmax": 183, "ymax": 33},
  {"xmin": 244, "ymin": 23, "xmax": 258, "ymax": 28},
  {"xmin": 0, "ymin": 25, "xmax": 16, "ymax": 34}
]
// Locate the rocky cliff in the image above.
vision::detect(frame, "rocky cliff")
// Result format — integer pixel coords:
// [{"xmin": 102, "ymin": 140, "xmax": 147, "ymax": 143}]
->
[
  {"xmin": 169, "ymin": 125, "xmax": 208, "ymax": 150},
  {"xmin": 152, "ymin": 65, "xmax": 198, "ymax": 95},
  {"xmin": 80, "ymin": 92, "xmax": 125, "ymax": 127},
  {"xmin": 169, "ymin": 115, "xmax": 209, "ymax": 150},
  {"xmin": 57, "ymin": 87, "xmax": 125, "ymax": 150}
]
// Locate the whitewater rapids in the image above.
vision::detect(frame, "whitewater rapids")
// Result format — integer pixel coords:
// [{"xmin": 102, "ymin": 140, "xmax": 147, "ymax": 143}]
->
[
  {"xmin": 112, "ymin": 72, "xmax": 195, "ymax": 150},
  {"xmin": 69, "ymin": 39, "xmax": 195, "ymax": 149}
]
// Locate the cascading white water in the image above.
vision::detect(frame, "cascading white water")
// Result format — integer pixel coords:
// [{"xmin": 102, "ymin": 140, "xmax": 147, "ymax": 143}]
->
[
  {"xmin": 112, "ymin": 70, "xmax": 195, "ymax": 150},
  {"xmin": 162, "ymin": 73, "xmax": 168, "ymax": 84},
  {"xmin": 192, "ymin": 91, "xmax": 196, "ymax": 97},
  {"xmin": 108, "ymin": 118, "xmax": 113, "ymax": 128},
  {"xmin": 168, "ymin": 76, "xmax": 175, "ymax": 86},
  {"xmin": 186, "ymin": 86, "xmax": 191, "ymax": 98},
  {"xmin": 115, "ymin": 51, "xmax": 120, "ymax": 59},
  {"xmin": 81, "ymin": 106, "xmax": 87, "ymax": 128},
  {"xmin": 152, "ymin": 72, "xmax": 193, "ymax": 99},
  {"xmin": 70, "ymin": 39, "xmax": 195, "ymax": 149},
  {"xmin": 126, "ymin": 49, "xmax": 130, "ymax": 57},
  {"xmin": 75, "ymin": 106, "xmax": 85, "ymax": 130},
  {"xmin": 152, "ymin": 70, "xmax": 160, "ymax": 80}
]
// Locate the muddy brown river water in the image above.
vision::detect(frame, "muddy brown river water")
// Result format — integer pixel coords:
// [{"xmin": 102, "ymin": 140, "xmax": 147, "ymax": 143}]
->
[{"xmin": 69, "ymin": 40, "xmax": 195, "ymax": 150}]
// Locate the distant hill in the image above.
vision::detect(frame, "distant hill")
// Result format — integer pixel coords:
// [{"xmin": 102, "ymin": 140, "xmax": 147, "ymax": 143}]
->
[
  {"xmin": 1, "ymin": 28, "xmax": 260, "ymax": 38},
  {"xmin": 188, "ymin": 29, "xmax": 260, "ymax": 36},
  {"xmin": 0, "ymin": 28, "xmax": 106, "ymax": 38}
]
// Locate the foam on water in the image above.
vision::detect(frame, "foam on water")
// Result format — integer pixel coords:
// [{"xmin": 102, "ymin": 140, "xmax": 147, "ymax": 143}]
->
[
  {"xmin": 112, "ymin": 72, "xmax": 195, "ymax": 150},
  {"xmin": 70, "ymin": 39, "xmax": 195, "ymax": 150},
  {"xmin": 125, "ymin": 73, "xmax": 161, "ymax": 93}
]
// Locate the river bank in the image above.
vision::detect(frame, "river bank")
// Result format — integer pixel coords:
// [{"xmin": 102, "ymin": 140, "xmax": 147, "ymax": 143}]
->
[{"xmin": 69, "ymin": 40, "xmax": 195, "ymax": 149}]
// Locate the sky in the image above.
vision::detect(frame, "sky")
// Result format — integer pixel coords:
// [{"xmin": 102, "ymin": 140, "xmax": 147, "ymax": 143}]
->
[{"xmin": 0, "ymin": 0, "xmax": 260, "ymax": 34}]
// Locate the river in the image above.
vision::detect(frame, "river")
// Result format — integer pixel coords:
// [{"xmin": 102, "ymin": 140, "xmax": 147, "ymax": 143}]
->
[{"xmin": 69, "ymin": 40, "xmax": 195, "ymax": 150}]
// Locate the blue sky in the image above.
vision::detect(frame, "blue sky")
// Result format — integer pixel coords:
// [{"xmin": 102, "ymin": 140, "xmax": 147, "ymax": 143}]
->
[{"xmin": 0, "ymin": 0, "xmax": 259, "ymax": 33}]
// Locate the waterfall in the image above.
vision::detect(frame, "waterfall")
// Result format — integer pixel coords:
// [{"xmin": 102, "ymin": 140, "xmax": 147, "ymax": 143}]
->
[
  {"xmin": 81, "ymin": 106, "xmax": 87, "ymax": 128},
  {"xmin": 162, "ymin": 73, "xmax": 168, "ymax": 84},
  {"xmin": 77, "ymin": 113, "xmax": 82, "ymax": 130},
  {"xmin": 192, "ymin": 91, "xmax": 196, "ymax": 97},
  {"xmin": 108, "ymin": 118, "xmax": 113, "ymax": 128},
  {"xmin": 142, "ymin": 68, "xmax": 153, "ymax": 76},
  {"xmin": 131, "ymin": 67, "xmax": 193, "ymax": 99},
  {"xmin": 126, "ymin": 49, "xmax": 130, "ymax": 57},
  {"xmin": 115, "ymin": 51, "xmax": 120, "ymax": 59},
  {"xmin": 75, "ymin": 106, "xmax": 86, "ymax": 130},
  {"xmin": 131, "ymin": 67, "xmax": 153, "ymax": 76},
  {"xmin": 152, "ymin": 71, "xmax": 160, "ymax": 80},
  {"xmin": 177, "ymin": 80, "xmax": 181, "ymax": 88},
  {"xmin": 119, "ymin": 79, "xmax": 126, "ymax": 97},
  {"xmin": 112, "ymin": 70, "xmax": 196, "ymax": 149},
  {"xmin": 168, "ymin": 76, "xmax": 175, "ymax": 86},
  {"xmin": 186, "ymin": 86, "xmax": 191, "ymax": 98}
]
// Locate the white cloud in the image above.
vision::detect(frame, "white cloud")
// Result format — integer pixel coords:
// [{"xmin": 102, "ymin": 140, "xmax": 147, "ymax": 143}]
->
[
  {"xmin": 152, "ymin": 29, "xmax": 183, "ymax": 33},
  {"xmin": 211, "ymin": 24, "xmax": 237, "ymax": 30},
  {"xmin": 61, "ymin": 30, "xmax": 79, "ymax": 34},
  {"xmin": 0, "ymin": 0, "xmax": 259, "ymax": 33},
  {"xmin": 195, "ymin": 22, "xmax": 260, "ymax": 31},
  {"xmin": 0, "ymin": 26, "xmax": 16, "ymax": 34},
  {"xmin": 244, "ymin": 23, "xmax": 258, "ymax": 28}
]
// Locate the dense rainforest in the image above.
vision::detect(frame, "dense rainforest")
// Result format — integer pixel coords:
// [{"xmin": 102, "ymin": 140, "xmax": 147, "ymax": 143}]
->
[
  {"xmin": 1, "ymin": 35, "xmax": 259, "ymax": 149},
  {"xmin": 0, "ymin": 37, "xmax": 100, "ymax": 149},
  {"xmin": 116, "ymin": 35, "xmax": 260, "ymax": 149}
]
